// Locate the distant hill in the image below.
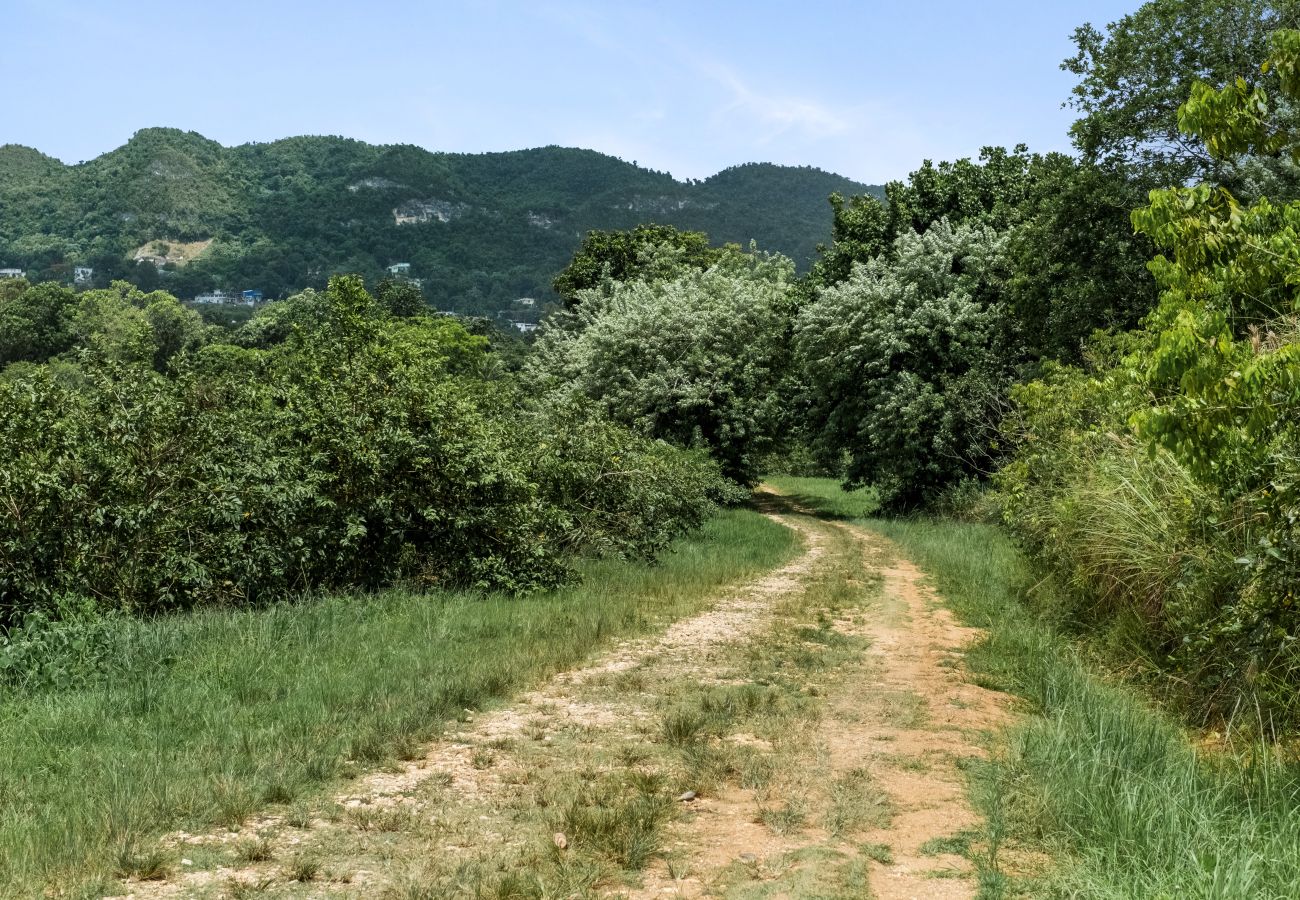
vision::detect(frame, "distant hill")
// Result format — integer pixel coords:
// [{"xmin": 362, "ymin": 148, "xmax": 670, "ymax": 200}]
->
[{"xmin": 0, "ymin": 128, "xmax": 883, "ymax": 316}]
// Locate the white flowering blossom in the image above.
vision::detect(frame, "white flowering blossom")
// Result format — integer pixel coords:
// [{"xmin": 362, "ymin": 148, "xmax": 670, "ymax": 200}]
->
[{"xmin": 529, "ymin": 246, "xmax": 795, "ymax": 481}]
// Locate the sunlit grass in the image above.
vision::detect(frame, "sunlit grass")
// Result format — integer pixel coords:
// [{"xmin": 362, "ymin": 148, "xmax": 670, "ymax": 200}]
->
[
  {"xmin": 764, "ymin": 476, "xmax": 881, "ymax": 520},
  {"xmin": 0, "ymin": 506, "xmax": 796, "ymax": 898}
]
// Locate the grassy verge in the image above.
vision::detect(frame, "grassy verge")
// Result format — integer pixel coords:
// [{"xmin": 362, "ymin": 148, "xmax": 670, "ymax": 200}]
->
[
  {"xmin": 782, "ymin": 477, "xmax": 1300, "ymax": 898},
  {"xmin": 0, "ymin": 506, "xmax": 797, "ymax": 899}
]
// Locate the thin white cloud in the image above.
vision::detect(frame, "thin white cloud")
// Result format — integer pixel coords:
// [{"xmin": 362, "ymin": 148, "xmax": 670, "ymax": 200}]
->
[{"xmin": 700, "ymin": 60, "xmax": 851, "ymax": 143}]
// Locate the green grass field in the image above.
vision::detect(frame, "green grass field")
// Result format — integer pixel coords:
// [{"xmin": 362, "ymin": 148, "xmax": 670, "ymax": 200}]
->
[
  {"xmin": 780, "ymin": 478, "xmax": 1300, "ymax": 899},
  {"xmin": 0, "ymin": 506, "xmax": 797, "ymax": 898}
]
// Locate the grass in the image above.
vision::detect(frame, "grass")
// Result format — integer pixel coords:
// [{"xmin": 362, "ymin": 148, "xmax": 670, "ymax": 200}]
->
[
  {"xmin": 0, "ymin": 506, "xmax": 797, "ymax": 898},
  {"xmin": 777, "ymin": 478, "xmax": 1300, "ymax": 899},
  {"xmin": 764, "ymin": 476, "xmax": 881, "ymax": 520}
]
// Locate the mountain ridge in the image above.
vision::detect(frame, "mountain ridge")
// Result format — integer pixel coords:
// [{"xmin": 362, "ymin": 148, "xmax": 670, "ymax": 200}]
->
[{"xmin": 0, "ymin": 128, "xmax": 884, "ymax": 315}]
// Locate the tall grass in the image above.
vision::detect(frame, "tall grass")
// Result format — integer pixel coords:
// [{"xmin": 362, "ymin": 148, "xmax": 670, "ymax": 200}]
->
[
  {"xmin": 781, "ymin": 477, "xmax": 1300, "ymax": 898},
  {"xmin": 0, "ymin": 507, "xmax": 796, "ymax": 898},
  {"xmin": 880, "ymin": 518, "xmax": 1300, "ymax": 899}
]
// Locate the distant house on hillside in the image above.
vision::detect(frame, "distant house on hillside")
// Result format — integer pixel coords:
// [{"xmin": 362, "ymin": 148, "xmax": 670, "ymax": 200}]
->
[
  {"xmin": 515, "ymin": 297, "xmax": 537, "ymax": 307},
  {"xmin": 510, "ymin": 321, "xmax": 539, "ymax": 334},
  {"xmin": 194, "ymin": 290, "xmax": 240, "ymax": 304},
  {"xmin": 241, "ymin": 289, "xmax": 264, "ymax": 304},
  {"xmin": 73, "ymin": 266, "xmax": 94, "ymax": 285},
  {"xmin": 386, "ymin": 262, "xmax": 411, "ymax": 276},
  {"xmin": 0, "ymin": 268, "xmax": 25, "ymax": 279}
]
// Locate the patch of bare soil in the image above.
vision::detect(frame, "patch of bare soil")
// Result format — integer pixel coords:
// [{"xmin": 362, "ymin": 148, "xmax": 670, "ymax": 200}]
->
[
  {"xmin": 845, "ymin": 531, "xmax": 1011, "ymax": 900},
  {"xmin": 131, "ymin": 238, "xmax": 213, "ymax": 268}
]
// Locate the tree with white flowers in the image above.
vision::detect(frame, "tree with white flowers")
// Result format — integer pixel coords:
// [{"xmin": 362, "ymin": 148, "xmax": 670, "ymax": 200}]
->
[
  {"xmin": 529, "ymin": 244, "xmax": 795, "ymax": 483},
  {"xmin": 796, "ymin": 220, "xmax": 1014, "ymax": 508}
]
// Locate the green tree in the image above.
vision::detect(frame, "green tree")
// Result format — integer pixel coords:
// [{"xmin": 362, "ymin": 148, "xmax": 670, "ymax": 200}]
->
[
  {"xmin": 375, "ymin": 277, "xmax": 427, "ymax": 317},
  {"xmin": 806, "ymin": 193, "xmax": 892, "ymax": 291},
  {"xmin": 1064, "ymin": 0, "xmax": 1300, "ymax": 192},
  {"xmin": 551, "ymin": 224, "xmax": 729, "ymax": 307},
  {"xmin": 796, "ymin": 221, "xmax": 1014, "ymax": 509},
  {"xmin": 531, "ymin": 247, "xmax": 796, "ymax": 482},
  {"xmin": 0, "ymin": 281, "xmax": 78, "ymax": 367},
  {"xmin": 1006, "ymin": 154, "xmax": 1159, "ymax": 361}
]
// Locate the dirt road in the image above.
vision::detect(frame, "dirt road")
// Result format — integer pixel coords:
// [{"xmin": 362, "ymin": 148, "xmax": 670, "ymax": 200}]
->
[{"xmin": 123, "ymin": 492, "xmax": 1010, "ymax": 899}]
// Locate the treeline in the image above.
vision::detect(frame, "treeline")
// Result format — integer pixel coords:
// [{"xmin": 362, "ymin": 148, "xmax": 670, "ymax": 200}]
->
[
  {"xmin": 523, "ymin": 1, "xmax": 1300, "ymax": 735},
  {"xmin": 7, "ymin": 0, "xmax": 1300, "ymax": 736}
]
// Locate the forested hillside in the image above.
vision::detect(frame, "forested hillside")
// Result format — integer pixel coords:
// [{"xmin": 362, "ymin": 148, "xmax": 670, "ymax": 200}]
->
[{"xmin": 0, "ymin": 130, "xmax": 880, "ymax": 315}]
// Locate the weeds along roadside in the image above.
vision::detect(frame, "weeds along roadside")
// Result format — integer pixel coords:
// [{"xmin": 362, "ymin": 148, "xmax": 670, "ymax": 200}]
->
[
  {"xmin": 774, "ymin": 472, "xmax": 1300, "ymax": 899},
  {"xmin": 0, "ymin": 506, "xmax": 797, "ymax": 899}
]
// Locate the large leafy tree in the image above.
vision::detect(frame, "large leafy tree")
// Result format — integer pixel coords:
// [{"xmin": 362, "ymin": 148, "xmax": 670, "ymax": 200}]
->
[
  {"xmin": 531, "ymin": 246, "xmax": 795, "ymax": 482},
  {"xmin": 551, "ymin": 224, "xmax": 729, "ymax": 308},
  {"xmin": 1127, "ymin": 28, "xmax": 1300, "ymax": 591},
  {"xmin": 0, "ymin": 281, "xmax": 78, "ymax": 367},
  {"xmin": 1006, "ymin": 154, "xmax": 1159, "ymax": 362},
  {"xmin": 796, "ymin": 221, "xmax": 1014, "ymax": 508},
  {"xmin": 1065, "ymin": 0, "xmax": 1300, "ymax": 193}
]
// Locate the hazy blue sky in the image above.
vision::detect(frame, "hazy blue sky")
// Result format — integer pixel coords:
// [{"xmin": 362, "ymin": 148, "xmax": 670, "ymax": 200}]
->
[{"xmin": 3, "ymin": 0, "xmax": 1139, "ymax": 184}]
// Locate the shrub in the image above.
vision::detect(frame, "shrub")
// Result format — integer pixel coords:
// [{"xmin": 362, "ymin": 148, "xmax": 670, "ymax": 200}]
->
[{"xmin": 0, "ymin": 277, "xmax": 731, "ymax": 628}]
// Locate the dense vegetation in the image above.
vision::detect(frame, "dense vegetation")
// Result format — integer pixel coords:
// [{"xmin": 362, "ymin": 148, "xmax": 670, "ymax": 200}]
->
[
  {"xmin": 4, "ymin": 0, "xmax": 1298, "ymax": 738},
  {"xmin": 0, "ymin": 274, "xmax": 743, "ymax": 633},
  {"xmin": 530, "ymin": 1, "xmax": 1300, "ymax": 736},
  {"xmin": 0, "ymin": 134, "xmax": 879, "ymax": 318}
]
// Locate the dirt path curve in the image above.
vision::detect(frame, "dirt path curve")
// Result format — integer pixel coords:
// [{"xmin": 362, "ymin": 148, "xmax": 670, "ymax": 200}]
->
[{"xmin": 121, "ymin": 492, "xmax": 1012, "ymax": 900}]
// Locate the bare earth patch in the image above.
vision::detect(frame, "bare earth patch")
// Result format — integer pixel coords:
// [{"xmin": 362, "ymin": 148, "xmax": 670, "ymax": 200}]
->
[{"xmin": 116, "ymin": 494, "xmax": 1014, "ymax": 899}]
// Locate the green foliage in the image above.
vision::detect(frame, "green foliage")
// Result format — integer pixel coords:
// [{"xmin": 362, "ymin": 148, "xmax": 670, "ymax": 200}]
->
[
  {"xmin": 522, "ymin": 400, "xmax": 747, "ymax": 559},
  {"xmin": 809, "ymin": 146, "xmax": 1155, "ymax": 364},
  {"xmin": 997, "ymin": 30, "xmax": 1300, "ymax": 729},
  {"xmin": 883, "ymin": 144, "xmax": 1035, "ymax": 236},
  {"xmin": 1063, "ymin": 0, "xmax": 1300, "ymax": 193},
  {"xmin": 0, "ymin": 276, "xmax": 730, "ymax": 626},
  {"xmin": 805, "ymin": 193, "xmax": 891, "ymax": 291},
  {"xmin": 996, "ymin": 353, "xmax": 1254, "ymax": 716},
  {"xmin": 0, "ymin": 280, "xmax": 78, "ymax": 365},
  {"xmin": 0, "ymin": 279, "xmax": 213, "ymax": 372},
  {"xmin": 1005, "ymin": 154, "xmax": 1159, "ymax": 362},
  {"xmin": 796, "ymin": 220, "xmax": 1014, "ymax": 509},
  {"xmin": 551, "ymin": 224, "xmax": 728, "ymax": 307},
  {"xmin": 531, "ymin": 245, "xmax": 796, "ymax": 483}
]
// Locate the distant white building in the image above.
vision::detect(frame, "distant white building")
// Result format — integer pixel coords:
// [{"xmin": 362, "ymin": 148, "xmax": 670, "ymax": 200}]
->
[
  {"xmin": 0, "ymin": 268, "xmax": 25, "ymax": 279},
  {"xmin": 515, "ymin": 297, "xmax": 537, "ymax": 307},
  {"xmin": 73, "ymin": 266, "xmax": 94, "ymax": 285},
  {"xmin": 510, "ymin": 321, "xmax": 539, "ymax": 334},
  {"xmin": 387, "ymin": 262, "xmax": 412, "ymax": 276},
  {"xmin": 193, "ymin": 290, "xmax": 241, "ymax": 304}
]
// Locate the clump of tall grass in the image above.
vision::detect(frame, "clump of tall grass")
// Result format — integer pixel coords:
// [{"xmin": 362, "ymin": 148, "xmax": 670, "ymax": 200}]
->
[{"xmin": 997, "ymin": 363, "xmax": 1279, "ymax": 731}]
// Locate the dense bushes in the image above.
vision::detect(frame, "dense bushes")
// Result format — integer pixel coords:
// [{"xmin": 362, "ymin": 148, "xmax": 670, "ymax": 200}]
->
[
  {"xmin": 0, "ymin": 276, "xmax": 732, "ymax": 628},
  {"xmin": 996, "ymin": 30, "xmax": 1300, "ymax": 731},
  {"xmin": 529, "ymin": 245, "xmax": 796, "ymax": 483}
]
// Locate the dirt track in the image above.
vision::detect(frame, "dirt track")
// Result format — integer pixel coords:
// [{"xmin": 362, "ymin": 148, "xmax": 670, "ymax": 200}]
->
[{"xmin": 122, "ymin": 491, "xmax": 1010, "ymax": 899}]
